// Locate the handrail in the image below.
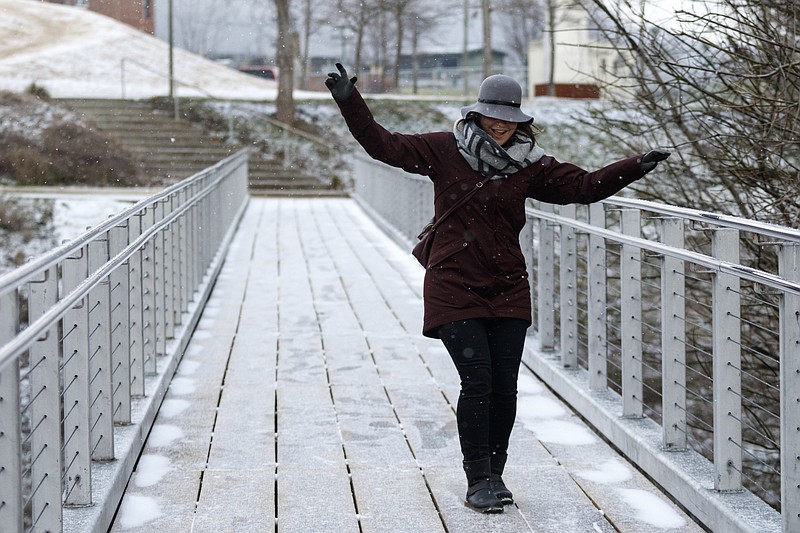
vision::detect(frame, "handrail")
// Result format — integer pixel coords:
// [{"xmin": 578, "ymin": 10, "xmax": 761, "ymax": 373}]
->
[
  {"xmin": 606, "ymin": 196, "xmax": 800, "ymax": 244},
  {"xmin": 0, "ymin": 168, "xmax": 227, "ymax": 372},
  {"xmin": 349, "ymin": 152, "xmax": 795, "ymax": 533},
  {"xmin": 527, "ymin": 205, "xmax": 800, "ymax": 296},
  {"xmin": 0, "ymin": 149, "xmax": 250, "ymax": 533}
]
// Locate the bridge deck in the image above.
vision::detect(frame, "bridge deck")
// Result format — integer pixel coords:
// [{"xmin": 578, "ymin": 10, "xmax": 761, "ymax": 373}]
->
[{"xmin": 110, "ymin": 198, "xmax": 703, "ymax": 533}]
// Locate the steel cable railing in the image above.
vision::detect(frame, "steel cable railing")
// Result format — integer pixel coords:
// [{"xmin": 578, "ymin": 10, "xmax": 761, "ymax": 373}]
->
[
  {"xmin": 0, "ymin": 149, "xmax": 250, "ymax": 533},
  {"xmin": 351, "ymin": 153, "xmax": 798, "ymax": 533}
]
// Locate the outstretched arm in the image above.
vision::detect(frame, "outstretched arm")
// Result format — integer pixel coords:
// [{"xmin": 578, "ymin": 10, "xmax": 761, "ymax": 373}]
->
[
  {"xmin": 326, "ymin": 63, "xmax": 449, "ymax": 177},
  {"xmin": 530, "ymin": 151, "xmax": 670, "ymax": 205}
]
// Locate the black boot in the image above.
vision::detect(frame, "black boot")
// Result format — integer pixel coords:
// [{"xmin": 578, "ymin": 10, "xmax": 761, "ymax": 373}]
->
[
  {"xmin": 490, "ymin": 452, "xmax": 514, "ymax": 505},
  {"xmin": 463, "ymin": 458, "xmax": 504, "ymax": 513}
]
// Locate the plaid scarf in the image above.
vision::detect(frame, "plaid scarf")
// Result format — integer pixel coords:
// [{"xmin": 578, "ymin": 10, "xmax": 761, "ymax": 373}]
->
[{"xmin": 453, "ymin": 119, "xmax": 544, "ymax": 179}]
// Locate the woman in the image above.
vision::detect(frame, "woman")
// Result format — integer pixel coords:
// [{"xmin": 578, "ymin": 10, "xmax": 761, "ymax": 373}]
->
[{"xmin": 325, "ymin": 64, "xmax": 669, "ymax": 513}]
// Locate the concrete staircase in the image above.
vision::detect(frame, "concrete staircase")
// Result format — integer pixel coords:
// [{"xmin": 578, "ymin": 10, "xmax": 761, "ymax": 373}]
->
[{"xmin": 56, "ymin": 98, "xmax": 344, "ymax": 197}]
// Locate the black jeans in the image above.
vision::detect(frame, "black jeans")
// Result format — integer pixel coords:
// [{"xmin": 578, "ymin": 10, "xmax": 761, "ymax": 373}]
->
[{"xmin": 438, "ymin": 318, "xmax": 528, "ymax": 463}]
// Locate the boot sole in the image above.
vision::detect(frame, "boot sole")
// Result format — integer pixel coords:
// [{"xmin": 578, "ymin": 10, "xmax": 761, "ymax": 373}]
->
[{"xmin": 464, "ymin": 502, "xmax": 505, "ymax": 513}]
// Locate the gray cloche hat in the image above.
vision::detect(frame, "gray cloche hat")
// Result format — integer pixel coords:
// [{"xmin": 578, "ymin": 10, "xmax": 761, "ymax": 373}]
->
[{"xmin": 461, "ymin": 74, "xmax": 533, "ymax": 124}]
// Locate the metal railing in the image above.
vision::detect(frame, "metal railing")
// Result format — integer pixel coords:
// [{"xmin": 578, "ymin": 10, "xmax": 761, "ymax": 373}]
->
[
  {"xmin": 350, "ymin": 153, "xmax": 798, "ymax": 533},
  {"xmin": 0, "ymin": 149, "xmax": 250, "ymax": 533}
]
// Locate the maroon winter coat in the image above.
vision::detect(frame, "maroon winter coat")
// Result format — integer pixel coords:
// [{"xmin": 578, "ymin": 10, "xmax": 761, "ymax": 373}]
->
[{"xmin": 336, "ymin": 89, "xmax": 647, "ymax": 338}]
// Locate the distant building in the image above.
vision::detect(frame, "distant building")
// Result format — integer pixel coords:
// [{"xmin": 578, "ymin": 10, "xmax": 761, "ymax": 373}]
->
[
  {"xmin": 87, "ymin": 0, "xmax": 155, "ymax": 34},
  {"xmin": 44, "ymin": 0, "xmax": 155, "ymax": 34},
  {"xmin": 310, "ymin": 48, "xmax": 509, "ymax": 93},
  {"xmin": 528, "ymin": 1, "xmax": 624, "ymax": 98}
]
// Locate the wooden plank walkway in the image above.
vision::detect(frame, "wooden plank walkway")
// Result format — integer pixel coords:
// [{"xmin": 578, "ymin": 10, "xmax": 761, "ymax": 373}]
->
[{"xmin": 110, "ymin": 198, "xmax": 703, "ymax": 533}]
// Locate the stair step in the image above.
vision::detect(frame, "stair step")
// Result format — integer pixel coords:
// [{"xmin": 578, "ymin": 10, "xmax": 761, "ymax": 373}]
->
[
  {"xmin": 249, "ymin": 178, "xmax": 328, "ymax": 189},
  {"xmin": 55, "ymin": 98, "xmax": 342, "ymax": 196},
  {"xmin": 248, "ymin": 188, "xmax": 348, "ymax": 198}
]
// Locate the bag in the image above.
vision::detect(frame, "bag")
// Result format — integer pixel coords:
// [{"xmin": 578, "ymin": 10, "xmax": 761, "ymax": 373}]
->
[
  {"xmin": 412, "ymin": 218, "xmax": 436, "ymax": 267},
  {"xmin": 410, "ymin": 177, "xmax": 490, "ymax": 268}
]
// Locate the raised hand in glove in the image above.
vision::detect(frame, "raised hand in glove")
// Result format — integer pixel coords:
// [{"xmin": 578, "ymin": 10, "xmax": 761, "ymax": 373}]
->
[
  {"xmin": 325, "ymin": 63, "xmax": 357, "ymax": 102},
  {"xmin": 640, "ymin": 150, "xmax": 671, "ymax": 172}
]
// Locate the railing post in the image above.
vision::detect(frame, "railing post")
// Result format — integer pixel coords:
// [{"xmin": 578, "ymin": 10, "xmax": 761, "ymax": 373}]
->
[
  {"xmin": 537, "ymin": 203, "xmax": 556, "ymax": 352},
  {"xmin": 712, "ymin": 228, "xmax": 742, "ymax": 491},
  {"xmin": 560, "ymin": 205, "xmax": 578, "ymax": 368},
  {"xmin": 188, "ymin": 182, "xmax": 199, "ymax": 299},
  {"xmin": 141, "ymin": 206, "xmax": 157, "ymax": 374},
  {"xmin": 174, "ymin": 190, "xmax": 186, "ymax": 322},
  {"xmin": 128, "ymin": 213, "xmax": 145, "ymax": 396},
  {"xmin": 28, "ymin": 265, "xmax": 63, "ymax": 532},
  {"xmin": 588, "ymin": 203, "xmax": 607, "ymax": 391},
  {"xmin": 154, "ymin": 200, "xmax": 167, "ymax": 357},
  {"xmin": 0, "ymin": 291, "xmax": 22, "ymax": 532},
  {"xmin": 162, "ymin": 198, "xmax": 175, "ymax": 341},
  {"xmin": 519, "ymin": 218, "xmax": 535, "ymax": 316},
  {"xmin": 659, "ymin": 217, "xmax": 687, "ymax": 451},
  {"xmin": 62, "ymin": 245, "xmax": 93, "ymax": 505},
  {"xmin": 109, "ymin": 223, "xmax": 131, "ymax": 424},
  {"xmin": 621, "ymin": 209, "xmax": 643, "ymax": 418},
  {"xmin": 181, "ymin": 184, "xmax": 197, "ymax": 311},
  {"xmin": 779, "ymin": 243, "xmax": 800, "ymax": 533},
  {"xmin": 88, "ymin": 234, "xmax": 115, "ymax": 460}
]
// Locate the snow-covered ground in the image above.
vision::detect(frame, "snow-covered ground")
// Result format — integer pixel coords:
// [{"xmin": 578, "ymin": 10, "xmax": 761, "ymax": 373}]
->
[{"xmin": 0, "ymin": 0, "xmax": 291, "ymax": 100}]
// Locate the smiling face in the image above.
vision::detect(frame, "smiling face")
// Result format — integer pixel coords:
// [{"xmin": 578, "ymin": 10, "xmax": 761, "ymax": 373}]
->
[{"xmin": 478, "ymin": 115, "xmax": 518, "ymax": 146}]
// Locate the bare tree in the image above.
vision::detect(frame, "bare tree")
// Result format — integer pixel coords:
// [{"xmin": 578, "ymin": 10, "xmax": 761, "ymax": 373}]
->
[
  {"xmin": 481, "ymin": 0, "xmax": 492, "ymax": 78},
  {"xmin": 296, "ymin": 0, "xmax": 326, "ymax": 89},
  {"xmin": 495, "ymin": 0, "xmax": 546, "ymax": 67},
  {"xmin": 331, "ymin": 0, "xmax": 379, "ymax": 76},
  {"xmin": 173, "ymin": 0, "xmax": 234, "ymax": 56},
  {"xmin": 274, "ymin": 0, "xmax": 295, "ymax": 123},
  {"xmin": 571, "ymin": 0, "xmax": 799, "ymax": 509},
  {"xmin": 576, "ymin": 0, "xmax": 799, "ymax": 225},
  {"xmin": 391, "ymin": 0, "xmax": 412, "ymax": 89}
]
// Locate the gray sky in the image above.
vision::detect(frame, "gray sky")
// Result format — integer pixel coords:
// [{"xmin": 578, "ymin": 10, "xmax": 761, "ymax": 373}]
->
[
  {"xmin": 153, "ymin": 0, "xmax": 685, "ymax": 67},
  {"xmin": 154, "ymin": 1, "xmax": 501, "ymax": 65}
]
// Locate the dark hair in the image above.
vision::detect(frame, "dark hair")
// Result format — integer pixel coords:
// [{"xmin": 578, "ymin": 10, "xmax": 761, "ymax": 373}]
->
[{"xmin": 463, "ymin": 113, "xmax": 542, "ymax": 142}]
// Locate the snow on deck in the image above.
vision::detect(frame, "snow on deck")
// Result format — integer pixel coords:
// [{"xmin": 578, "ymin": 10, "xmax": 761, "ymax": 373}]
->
[{"xmin": 109, "ymin": 197, "xmax": 702, "ymax": 533}]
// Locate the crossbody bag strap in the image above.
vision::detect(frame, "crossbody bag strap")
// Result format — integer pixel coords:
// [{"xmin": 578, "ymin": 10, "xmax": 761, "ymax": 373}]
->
[{"xmin": 426, "ymin": 177, "xmax": 491, "ymax": 234}]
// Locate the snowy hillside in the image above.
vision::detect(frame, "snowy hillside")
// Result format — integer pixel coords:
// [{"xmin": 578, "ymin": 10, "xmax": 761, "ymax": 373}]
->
[{"xmin": 0, "ymin": 0, "xmax": 291, "ymax": 100}]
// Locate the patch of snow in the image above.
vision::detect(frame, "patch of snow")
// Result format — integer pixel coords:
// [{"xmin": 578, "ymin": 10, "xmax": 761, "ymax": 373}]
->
[
  {"xmin": 617, "ymin": 488, "xmax": 687, "ymax": 529},
  {"xmin": 168, "ymin": 377, "xmax": 196, "ymax": 395},
  {"xmin": 517, "ymin": 373, "xmax": 545, "ymax": 395},
  {"xmin": 177, "ymin": 360, "xmax": 201, "ymax": 376},
  {"xmin": 575, "ymin": 459, "xmax": 634, "ymax": 484},
  {"xmin": 515, "ymin": 377, "xmax": 598, "ymax": 445},
  {"xmin": 186, "ymin": 344, "xmax": 204, "ymax": 357},
  {"xmin": 147, "ymin": 424, "xmax": 185, "ymax": 448},
  {"xmin": 134, "ymin": 455, "xmax": 172, "ymax": 488},
  {"xmin": 517, "ymin": 395, "xmax": 567, "ymax": 419},
  {"xmin": 117, "ymin": 494, "xmax": 162, "ymax": 529},
  {"xmin": 158, "ymin": 398, "xmax": 190, "ymax": 418},
  {"xmin": 521, "ymin": 419, "xmax": 599, "ymax": 446}
]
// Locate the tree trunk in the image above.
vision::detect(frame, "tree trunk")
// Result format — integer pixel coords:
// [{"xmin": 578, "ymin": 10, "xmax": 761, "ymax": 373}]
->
[
  {"xmin": 300, "ymin": 0, "xmax": 311, "ymax": 90},
  {"xmin": 546, "ymin": 0, "xmax": 556, "ymax": 96},
  {"xmin": 274, "ymin": 0, "xmax": 295, "ymax": 124},
  {"xmin": 482, "ymin": 0, "xmax": 492, "ymax": 79},
  {"xmin": 393, "ymin": 2, "xmax": 404, "ymax": 90}
]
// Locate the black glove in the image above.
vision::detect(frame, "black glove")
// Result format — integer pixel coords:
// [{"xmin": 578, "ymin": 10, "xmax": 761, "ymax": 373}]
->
[
  {"xmin": 325, "ymin": 63, "xmax": 357, "ymax": 102},
  {"xmin": 641, "ymin": 150, "xmax": 671, "ymax": 172}
]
